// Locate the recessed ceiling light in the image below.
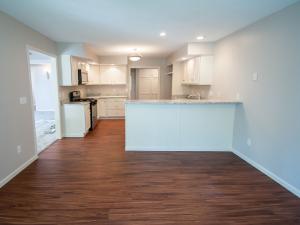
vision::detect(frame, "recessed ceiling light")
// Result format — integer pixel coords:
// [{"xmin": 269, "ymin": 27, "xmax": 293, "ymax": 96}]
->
[
  {"xmin": 196, "ymin": 36, "xmax": 205, "ymax": 40},
  {"xmin": 160, "ymin": 32, "xmax": 166, "ymax": 37}
]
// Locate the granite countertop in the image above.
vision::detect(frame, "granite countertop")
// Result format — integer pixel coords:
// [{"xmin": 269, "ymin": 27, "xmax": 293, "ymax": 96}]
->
[
  {"xmin": 125, "ymin": 99, "xmax": 242, "ymax": 104},
  {"xmin": 87, "ymin": 95, "xmax": 128, "ymax": 99}
]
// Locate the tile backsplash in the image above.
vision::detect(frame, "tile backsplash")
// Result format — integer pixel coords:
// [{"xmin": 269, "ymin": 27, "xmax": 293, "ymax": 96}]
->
[
  {"xmin": 59, "ymin": 85, "xmax": 128, "ymax": 103},
  {"xmin": 179, "ymin": 85, "xmax": 210, "ymax": 99},
  {"xmin": 86, "ymin": 85, "xmax": 128, "ymax": 97},
  {"xmin": 59, "ymin": 85, "xmax": 87, "ymax": 103}
]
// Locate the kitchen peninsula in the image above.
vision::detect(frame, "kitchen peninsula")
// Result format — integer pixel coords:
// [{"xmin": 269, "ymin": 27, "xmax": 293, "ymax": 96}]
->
[{"xmin": 125, "ymin": 99, "xmax": 241, "ymax": 151}]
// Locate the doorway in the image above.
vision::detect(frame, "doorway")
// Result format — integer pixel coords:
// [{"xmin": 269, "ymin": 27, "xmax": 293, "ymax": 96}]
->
[
  {"xmin": 130, "ymin": 68, "xmax": 160, "ymax": 100},
  {"xmin": 27, "ymin": 48, "xmax": 61, "ymax": 154}
]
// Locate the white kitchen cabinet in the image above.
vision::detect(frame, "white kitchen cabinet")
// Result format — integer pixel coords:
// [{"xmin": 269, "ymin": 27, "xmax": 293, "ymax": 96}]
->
[
  {"xmin": 88, "ymin": 64, "xmax": 101, "ymax": 85},
  {"xmin": 97, "ymin": 98, "xmax": 126, "ymax": 118},
  {"xmin": 99, "ymin": 65, "xmax": 127, "ymax": 85},
  {"xmin": 61, "ymin": 55, "xmax": 80, "ymax": 86},
  {"xmin": 182, "ymin": 56, "xmax": 213, "ymax": 85},
  {"xmin": 61, "ymin": 55, "xmax": 90, "ymax": 86},
  {"xmin": 63, "ymin": 103, "xmax": 91, "ymax": 137},
  {"xmin": 97, "ymin": 99, "xmax": 106, "ymax": 118},
  {"xmin": 183, "ymin": 57, "xmax": 195, "ymax": 83}
]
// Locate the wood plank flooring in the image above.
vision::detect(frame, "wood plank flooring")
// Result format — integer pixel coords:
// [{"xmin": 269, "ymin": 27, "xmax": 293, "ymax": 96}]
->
[{"xmin": 0, "ymin": 119, "xmax": 299, "ymax": 225}]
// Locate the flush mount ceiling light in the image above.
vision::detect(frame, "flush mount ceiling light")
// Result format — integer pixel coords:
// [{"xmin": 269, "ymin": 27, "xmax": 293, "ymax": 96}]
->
[
  {"xmin": 160, "ymin": 31, "xmax": 166, "ymax": 37},
  {"xmin": 196, "ymin": 35, "xmax": 205, "ymax": 40},
  {"xmin": 129, "ymin": 49, "xmax": 142, "ymax": 62}
]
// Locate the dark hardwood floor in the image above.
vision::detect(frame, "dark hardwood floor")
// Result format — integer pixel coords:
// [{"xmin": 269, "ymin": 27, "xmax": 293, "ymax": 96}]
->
[{"xmin": 0, "ymin": 120, "xmax": 299, "ymax": 225}]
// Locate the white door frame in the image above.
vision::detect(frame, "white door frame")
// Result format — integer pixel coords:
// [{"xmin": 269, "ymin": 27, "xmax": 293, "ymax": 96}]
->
[
  {"xmin": 128, "ymin": 66, "xmax": 161, "ymax": 100},
  {"xmin": 25, "ymin": 45, "xmax": 62, "ymax": 155}
]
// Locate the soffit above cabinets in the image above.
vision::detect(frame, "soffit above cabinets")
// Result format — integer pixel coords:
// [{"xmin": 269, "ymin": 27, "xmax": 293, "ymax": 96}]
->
[{"xmin": 167, "ymin": 43, "xmax": 214, "ymax": 63}]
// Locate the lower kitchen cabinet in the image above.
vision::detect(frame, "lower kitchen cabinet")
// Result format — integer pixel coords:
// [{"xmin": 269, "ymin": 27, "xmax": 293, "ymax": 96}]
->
[
  {"xmin": 63, "ymin": 103, "xmax": 91, "ymax": 137},
  {"xmin": 97, "ymin": 98, "xmax": 126, "ymax": 118}
]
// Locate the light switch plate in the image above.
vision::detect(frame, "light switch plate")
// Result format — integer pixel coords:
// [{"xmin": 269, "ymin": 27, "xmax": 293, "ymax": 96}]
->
[
  {"xmin": 252, "ymin": 72, "xmax": 258, "ymax": 81},
  {"xmin": 17, "ymin": 145, "xmax": 22, "ymax": 154},
  {"xmin": 19, "ymin": 97, "xmax": 27, "ymax": 105},
  {"xmin": 247, "ymin": 138, "xmax": 252, "ymax": 147}
]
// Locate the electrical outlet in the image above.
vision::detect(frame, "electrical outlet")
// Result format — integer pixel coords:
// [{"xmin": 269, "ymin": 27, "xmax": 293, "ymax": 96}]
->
[
  {"xmin": 236, "ymin": 93, "xmax": 241, "ymax": 100},
  {"xmin": 247, "ymin": 138, "xmax": 252, "ymax": 147},
  {"xmin": 19, "ymin": 96, "xmax": 27, "ymax": 105},
  {"xmin": 252, "ymin": 72, "xmax": 258, "ymax": 81},
  {"xmin": 17, "ymin": 145, "xmax": 22, "ymax": 154},
  {"xmin": 209, "ymin": 91, "xmax": 213, "ymax": 97}
]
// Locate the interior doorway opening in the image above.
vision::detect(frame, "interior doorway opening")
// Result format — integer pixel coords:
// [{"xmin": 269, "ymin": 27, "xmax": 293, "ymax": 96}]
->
[
  {"xmin": 130, "ymin": 68, "xmax": 160, "ymax": 100},
  {"xmin": 27, "ymin": 48, "xmax": 61, "ymax": 154}
]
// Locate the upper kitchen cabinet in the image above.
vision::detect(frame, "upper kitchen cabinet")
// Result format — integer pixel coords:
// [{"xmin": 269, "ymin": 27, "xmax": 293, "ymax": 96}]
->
[
  {"xmin": 88, "ymin": 64, "xmax": 101, "ymax": 85},
  {"xmin": 60, "ymin": 55, "xmax": 90, "ymax": 86},
  {"xmin": 182, "ymin": 56, "xmax": 214, "ymax": 85},
  {"xmin": 61, "ymin": 55, "xmax": 80, "ymax": 86},
  {"xmin": 99, "ymin": 65, "xmax": 127, "ymax": 85}
]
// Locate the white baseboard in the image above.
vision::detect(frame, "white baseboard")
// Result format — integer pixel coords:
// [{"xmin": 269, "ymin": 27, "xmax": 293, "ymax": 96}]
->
[
  {"xmin": 126, "ymin": 146, "xmax": 230, "ymax": 152},
  {"xmin": 0, "ymin": 155, "xmax": 38, "ymax": 188},
  {"xmin": 232, "ymin": 149, "xmax": 300, "ymax": 198}
]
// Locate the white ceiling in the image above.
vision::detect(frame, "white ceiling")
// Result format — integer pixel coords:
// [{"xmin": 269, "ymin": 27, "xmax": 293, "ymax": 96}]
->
[{"xmin": 0, "ymin": 0, "xmax": 298, "ymax": 57}]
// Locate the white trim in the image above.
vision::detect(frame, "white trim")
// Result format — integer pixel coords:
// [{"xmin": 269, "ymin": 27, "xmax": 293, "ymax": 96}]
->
[
  {"xmin": 0, "ymin": 155, "xmax": 38, "ymax": 188},
  {"xmin": 26, "ymin": 46, "xmax": 62, "ymax": 155},
  {"xmin": 126, "ymin": 146, "xmax": 231, "ymax": 152},
  {"xmin": 232, "ymin": 149, "xmax": 300, "ymax": 198}
]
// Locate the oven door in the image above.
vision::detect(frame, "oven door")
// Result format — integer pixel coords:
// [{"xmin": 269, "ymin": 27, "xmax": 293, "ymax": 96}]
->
[{"xmin": 90, "ymin": 102, "xmax": 98, "ymax": 130}]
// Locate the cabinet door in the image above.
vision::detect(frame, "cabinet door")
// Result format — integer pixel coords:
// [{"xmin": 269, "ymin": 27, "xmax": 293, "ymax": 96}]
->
[
  {"xmin": 61, "ymin": 55, "xmax": 79, "ymax": 86},
  {"xmin": 112, "ymin": 65, "xmax": 127, "ymax": 84},
  {"xmin": 88, "ymin": 64, "xmax": 100, "ymax": 84},
  {"xmin": 99, "ymin": 65, "xmax": 127, "ymax": 85},
  {"xmin": 70, "ymin": 57, "xmax": 79, "ymax": 85},
  {"xmin": 187, "ymin": 58, "xmax": 195, "ymax": 83},
  {"xmin": 182, "ymin": 61, "xmax": 188, "ymax": 83},
  {"xmin": 107, "ymin": 109, "xmax": 124, "ymax": 117},
  {"xmin": 99, "ymin": 65, "xmax": 112, "ymax": 84},
  {"xmin": 183, "ymin": 58, "xmax": 195, "ymax": 83},
  {"xmin": 193, "ymin": 57, "xmax": 201, "ymax": 83},
  {"xmin": 103, "ymin": 98, "xmax": 126, "ymax": 117},
  {"xmin": 199, "ymin": 56, "xmax": 214, "ymax": 85},
  {"xmin": 97, "ymin": 99, "xmax": 106, "ymax": 118}
]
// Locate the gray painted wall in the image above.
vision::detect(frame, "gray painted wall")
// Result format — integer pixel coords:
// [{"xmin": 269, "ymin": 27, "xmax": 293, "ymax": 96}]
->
[
  {"xmin": 0, "ymin": 11, "xmax": 57, "ymax": 185},
  {"xmin": 212, "ymin": 2, "xmax": 300, "ymax": 194}
]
